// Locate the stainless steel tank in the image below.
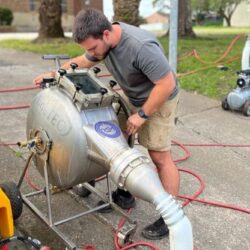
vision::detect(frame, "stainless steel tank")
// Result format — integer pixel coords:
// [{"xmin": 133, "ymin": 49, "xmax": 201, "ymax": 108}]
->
[
  {"xmin": 27, "ymin": 67, "xmax": 193, "ymax": 249},
  {"xmin": 27, "ymin": 68, "xmax": 119, "ymax": 188},
  {"xmin": 227, "ymin": 87, "xmax": 250, "ymax": 110}
]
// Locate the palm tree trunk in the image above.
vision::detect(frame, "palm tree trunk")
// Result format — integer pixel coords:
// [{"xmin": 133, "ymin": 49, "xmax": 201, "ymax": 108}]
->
[
  {"xmin": 113, "ymin": 0, "xmax": 141, "ymax": 26},
  {"xmin": 178, "ymin": 0, "xmax": 195, "ymax": 37},
  {"xmin": 38, "ymin": 0, "xmax": 64, "ymax": 39}
]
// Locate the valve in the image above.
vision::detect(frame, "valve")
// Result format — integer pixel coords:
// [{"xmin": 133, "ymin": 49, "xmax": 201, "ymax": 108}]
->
[
  {"xmin": 99, "ymin": 88, "xmax": 108, "ymax": 106},
  {"xmin": 93, "ymin": 67, "xmax": 101, "ymax": 74},
  {"xmin": 73, "ymin": 83, "xmax": 82, "ymax": 100},
  {"xmin": 57, "ymin": 68, "xmax": 67, "ymax": 86},
  {"xmin": 58, "ymin": 68, "xmax": 67, "ymax": 77},
  {"xmin": 75, "ymin": 83, "xmax": 82, "ymax": 91},
  {"xmin": 17, "ymin": 138, "xmax": 41, "ymax": 149},
  {"xmin": 109, "ymin": 80, "xmax": 117, "ymax": 88},
  {"xmin": 100, "ymin": 87, "xmax": 108, "ymax": 95},
  {"xmin": 70, "ymin": 63, "xmax": 78, "ymax": 71},
  {"xmin": 40, "ymin": 77, "xmax": 56, "ymax": 89}
]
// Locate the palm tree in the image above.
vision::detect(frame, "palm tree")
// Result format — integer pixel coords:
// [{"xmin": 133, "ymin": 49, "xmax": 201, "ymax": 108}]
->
[
  {"xmin": 178, "ymin": 0, "xmax": 195, "ymax": 37},
  {"xmin": 38, "ymin": 0, "xmax": 64, "ymax": 39},
  {"xmin": 113, "ymin": 0, "xmax": 141, "ymax": 26}
]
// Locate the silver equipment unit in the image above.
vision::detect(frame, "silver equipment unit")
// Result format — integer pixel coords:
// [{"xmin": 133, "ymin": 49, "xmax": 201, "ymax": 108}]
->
[
  {"xmin": 222, "ymin": 35, "xmax": 250, "ymax": 116},
  {"xmin": 222, "ymin": 69, "xmax": 250, "ymax": 115},
  {"xmin": 18, "ymin": 56, "xmax": 193, "ymax": 250}
]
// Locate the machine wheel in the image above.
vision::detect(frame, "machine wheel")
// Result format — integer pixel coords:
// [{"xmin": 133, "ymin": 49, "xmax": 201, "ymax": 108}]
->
[
  {"xmin": 221, "ymin": 96, "xmax": 230, "ymax": 110},
  {"xmin": 73, "ymin": 180, "xmax": 95, "ymax": 197},
  {"xmin": 243, "ymin": 100, "xmax": 250, "ymax": 116},
  {"xmin": 0, "ymin": 182, "xmax": 23, "ymax": 220}
]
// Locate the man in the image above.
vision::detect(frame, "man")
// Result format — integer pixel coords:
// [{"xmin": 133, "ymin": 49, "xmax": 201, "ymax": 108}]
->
[{"xmin": 33, "ymin": 8, "xmax": 179, "ymax": 240}]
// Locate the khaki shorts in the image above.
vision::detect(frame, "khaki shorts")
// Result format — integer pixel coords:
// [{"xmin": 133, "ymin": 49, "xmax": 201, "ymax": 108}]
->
[{"xmin": 116, "ymin": 91, "xmax": 179, "ymax": 151}]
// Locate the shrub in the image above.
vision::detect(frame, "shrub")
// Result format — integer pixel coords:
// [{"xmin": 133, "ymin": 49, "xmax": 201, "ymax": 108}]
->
[{"xmin": 0, "ymin": 7, "xmax": 13, "ymax": 25}]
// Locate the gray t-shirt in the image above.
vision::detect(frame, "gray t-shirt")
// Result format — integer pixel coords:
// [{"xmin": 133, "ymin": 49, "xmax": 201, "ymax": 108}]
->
[{"xmin": 86, "ymin": 22, "xmax": 178, "ymax": 106}]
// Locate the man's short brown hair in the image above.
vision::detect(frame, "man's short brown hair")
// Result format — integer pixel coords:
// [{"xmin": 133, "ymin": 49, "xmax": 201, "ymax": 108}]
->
[{"xmin": 73, "ymin": 8, "xmax": 112, "ymax": 43}]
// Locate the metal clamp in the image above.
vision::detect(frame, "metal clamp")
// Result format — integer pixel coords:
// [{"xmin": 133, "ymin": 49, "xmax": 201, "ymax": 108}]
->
[
  {"xmin": 118, "ymin": 156, "xmax": 149, "ymax": 188},
  {"xmin": 117, "ymin": 221, "xmax": 137, "ymax": 247},
  {"xmin": 28, "ymin": 128, "xmax": 52, "ymax": 159}
]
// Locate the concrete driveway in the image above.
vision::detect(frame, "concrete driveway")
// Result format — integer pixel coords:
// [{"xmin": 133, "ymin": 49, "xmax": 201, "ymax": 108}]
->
[{"xmin": 0, "ymin": 47, "xmax": 249, "ymax": 250}]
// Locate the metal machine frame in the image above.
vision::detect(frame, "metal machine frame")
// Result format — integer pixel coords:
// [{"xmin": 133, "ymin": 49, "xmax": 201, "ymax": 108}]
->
[
  {"xmin": 18, "ymin": 127, "xmax": 137, "ymax": 250},
  {"xmin": 16, "ymin": 54, "xmax": 138, "ymax": 249},
  {"xmin": 15, "ymin": 55, "xmax": 194, "ymax": 250}
]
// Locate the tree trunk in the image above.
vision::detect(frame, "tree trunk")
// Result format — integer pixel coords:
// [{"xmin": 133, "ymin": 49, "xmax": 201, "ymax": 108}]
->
[
  {"xmin": 38, "ymin": 0, "xmax": 64, "ymax": 39},
  {"xmin": 224, "ymin": 15, "xmax": 231, "ymax": 26},
  {"xmin": 113, "ymin": 0, "xmax": 141, "ymax": 26},
  {"xmin": 178, "ymin": 0, "xmax": 195, "ymax": 37}
]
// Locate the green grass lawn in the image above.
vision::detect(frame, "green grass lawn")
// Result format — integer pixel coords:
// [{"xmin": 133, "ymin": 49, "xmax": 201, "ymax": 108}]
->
[
  {"xmin": 160, "ymin": 26, "xmax": 250, "ymax": 99},
  {"xmin": 0, "ymin": 26, "xmax": 249, "ymax": 99},
  {"xmin": 0, "ymin": 38, "xmax": 83, "ymax": 57}
]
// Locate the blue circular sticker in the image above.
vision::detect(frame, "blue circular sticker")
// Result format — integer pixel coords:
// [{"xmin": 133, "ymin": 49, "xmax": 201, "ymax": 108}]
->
[{"xmin": 95, "ymin": 121, "xmax": 121, "ymax": 138}]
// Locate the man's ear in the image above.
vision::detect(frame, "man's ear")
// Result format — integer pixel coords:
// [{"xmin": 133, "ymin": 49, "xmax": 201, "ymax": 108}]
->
[{"xmin": 103, "ymin": 30, "xmax": 110, "ymax": 42}]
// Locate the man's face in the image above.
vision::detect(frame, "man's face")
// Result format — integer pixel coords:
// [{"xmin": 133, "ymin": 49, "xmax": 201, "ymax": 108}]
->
[{"xmin": 80, "ymin": 31, "xmax": 111, "ymax": 60}]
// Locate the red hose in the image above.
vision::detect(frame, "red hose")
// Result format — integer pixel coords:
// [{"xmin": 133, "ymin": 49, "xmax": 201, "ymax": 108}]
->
[
  {"xmin": 176, "ymin": 142, "xmax": 250, "ymax": 147},
  {"xmin": 1, "ymin": 76, "xmax": 248, "ymax": 249},
  {"xmin": 2, "ymin": 138, "xmax": 249, "ymax": 215},
  {"xmin": 0, "ymin": 92, "xmax": 249, "ymax": 247},
  {"xmin": 0, "ymin": 84, "xmax": 35, "ymax": 111},
  {"xmin": 179, "ymin": 195, "xmax": 250, "ymax": 214},
  {"xmin": 0, "ymin": 85, "xmax": 39, "ymax": 93},
  {"xmin": 25, "ymin": 168, "xmax": 42, "ymax": 192},
  {"xmin": 97, "ymin": 73, "xmax": 112, "ymax": 78},
  {"xmin": 116, "ymin": 241, "xmax": 160, "ymax": 250},
  {"xmin": 82, "ymin": 245, "xmax": 96, "ymax": 250},
  {"xmin": 172, "ymin": 139, "xmax": 191, "ymax": 163},
  {"xmin": 178, "ymin": 168, "xmax": 205, "ymax": 207},
  {"xmin": 0, "ymin": 104, "xmax": 30, "ymax": 110}
]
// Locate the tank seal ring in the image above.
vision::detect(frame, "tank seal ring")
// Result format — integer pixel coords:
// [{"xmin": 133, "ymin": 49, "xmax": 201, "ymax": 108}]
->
[{"xmin": 95, "ymin": 121, "xmax": 121, "ymax": 138}]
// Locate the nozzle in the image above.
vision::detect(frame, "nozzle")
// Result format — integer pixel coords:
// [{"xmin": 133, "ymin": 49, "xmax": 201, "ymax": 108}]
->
[{"xmin": 17, "ymin": 137, "xmax": 40, "ymax": 149}]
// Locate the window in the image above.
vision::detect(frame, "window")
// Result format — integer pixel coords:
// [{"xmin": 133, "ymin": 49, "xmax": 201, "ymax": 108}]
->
[
  {"xmin": 29, "ymin": 0, "xmax": 36, "ymax": 11},
  {"xmin": 61, "ymin": 0, "xmax": 67, "ymax": 13}
]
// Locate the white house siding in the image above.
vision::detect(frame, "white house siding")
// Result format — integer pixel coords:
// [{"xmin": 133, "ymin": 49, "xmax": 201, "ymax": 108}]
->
[
  {"xmin": 11, "ymin": 13, "xmax": 75, "ymax": 32},
  {"xmin": 231, "ymin": 1, "xmax": 250, "ymax": 27}
]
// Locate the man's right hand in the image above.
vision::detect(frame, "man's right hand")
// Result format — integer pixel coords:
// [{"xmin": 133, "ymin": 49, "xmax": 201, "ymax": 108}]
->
[{"xmin": 32, "ymin": 71, "xmax": 55, "ymax": 85}]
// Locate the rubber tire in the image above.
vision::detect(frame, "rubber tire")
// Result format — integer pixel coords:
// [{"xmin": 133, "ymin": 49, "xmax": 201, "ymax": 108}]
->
[
  {"xmin": 243, "ymin": 100, "xmax": 250, "ymax": 116},
  {"xmin": 221, "ymin": 96, "xmax": 230, "ymax": 110},
  {"xmin": 73, "ymin": 180, "xmax": 95, "ymax": 197},
  {"xmin": 0, "ymin": 181, "xmax": 23, "ymax": 220}
]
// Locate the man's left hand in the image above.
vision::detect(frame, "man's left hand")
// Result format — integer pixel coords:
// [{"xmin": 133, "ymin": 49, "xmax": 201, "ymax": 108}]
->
[{"xmin": 126, "ymin": 113, "xmax": 146, "ymax": 135}]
